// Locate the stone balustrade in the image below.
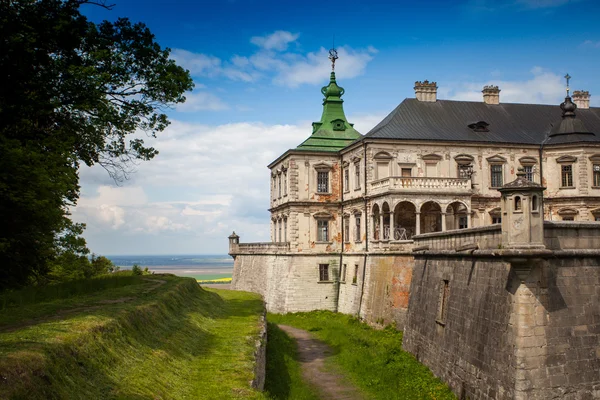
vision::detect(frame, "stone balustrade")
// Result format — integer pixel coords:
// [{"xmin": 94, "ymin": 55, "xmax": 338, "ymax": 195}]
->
[
  {"xmin": 229, "ymin": 242, "xmax": 290, "ymax": 255},
  {"xmin": 370, "ymin": 176, "xmax": 471, "ymax": 195}
]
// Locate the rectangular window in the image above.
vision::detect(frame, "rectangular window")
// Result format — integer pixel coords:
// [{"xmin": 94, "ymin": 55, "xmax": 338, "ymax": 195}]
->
[
  {"xmin": 341, "ymin": 264, "xmax": 347, "ymax": 282},
  {"xmin": 317, "ymin": 219, "xmax": 329, "ymax": 242},
  {"xmin": 458, "ymin": 164, "xmax": 472, "ymax": 179},
  {"xmin": 278, "ymin": 175, "xmax": 282, "ymax": 198},
  {"xmin": 344, "ymin": 169, "xmax": 349, "ymax": 191},
  {"xmin": 523, "ymin": 165, "xmax": 534, "ymax": 182},
  {"xmin": 490, "ymin": 164, "xmax": 503, "ymax": 187},
  {"xmin": 317, "ymin": 171, "xmax": 329, "ymax": 193},
  {"xmin": 492, "ymin": 216, "xmax": 501, "ymax": 224},
  {"xmin": 401, "ymin": 168, "xmax": 412, "ymax": 177},
  {"xmin": 459, "ymin": 216, "xmax": 468, "ymax": 229},
  {"xmin": 594, "ymin": 165, "xmax": 600, "ymax": 187},
  {"xmin": 352, "ymin": 264, "xmax": 358, "ymax": 284},
  {"xmin": 354, "ymin": 162, "xmax": 361, "ymax": 189},
  {"xmin": 283, "ymin": 172, "xmax": 287, "ymax": 195},
  {"xmin": 436, "ymin": 280, "xmax": 450, "ymax": 325},
  {"xmin": 344, "ymin": 217, "xmax": 350, "ymax": 242},
  {"xmin": 319, "ymin": 264, "xmax": 329, "ymax": 281},
  {"xmin": 355, "ymin": 216, "xmax": 361, "ymax": 242},
  {"xmin": 561, "ymin": 165, "xmax": 573, "ymax": 187},
  {"xmin": 284, "ymin": 219, "xmax": 287, "ymax": 242},
  {"xmin": 278, "ymin": 221, "xmax": 282, "ymax": 242}
]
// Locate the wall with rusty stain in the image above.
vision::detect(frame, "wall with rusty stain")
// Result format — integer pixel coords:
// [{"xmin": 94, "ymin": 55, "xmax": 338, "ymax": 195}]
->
[{"xmin": 360, "ymin": 254, "xmax": 414, "ymax": 329}]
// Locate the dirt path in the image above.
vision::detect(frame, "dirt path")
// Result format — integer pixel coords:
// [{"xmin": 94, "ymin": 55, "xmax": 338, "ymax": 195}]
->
[{"xmin": 278, "ymin": 324, "xmax": 364, "ymax": 400}]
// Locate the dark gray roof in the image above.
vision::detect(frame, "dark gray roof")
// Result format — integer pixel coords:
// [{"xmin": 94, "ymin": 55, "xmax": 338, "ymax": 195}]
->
[{"xmin": 365, "ymin": 99, "xmax": 600, "ymax": 146}]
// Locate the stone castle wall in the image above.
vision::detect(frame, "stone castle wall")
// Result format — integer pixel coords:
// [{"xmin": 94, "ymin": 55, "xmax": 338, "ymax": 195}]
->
[{"xmin": 402, "ymin": 224, "xmax": 600, "ymax": 400}]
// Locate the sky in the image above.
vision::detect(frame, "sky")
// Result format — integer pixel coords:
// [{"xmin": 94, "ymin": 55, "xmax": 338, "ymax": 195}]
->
[{"xmin": 72, "ymin": 0, "xmax": 600, "ymax": 255}]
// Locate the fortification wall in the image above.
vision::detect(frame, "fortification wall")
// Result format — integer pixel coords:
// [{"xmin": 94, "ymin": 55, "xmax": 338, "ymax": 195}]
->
[{"xmin": 403, "ymin": 224, "xmax": 600, "ymax": 400}]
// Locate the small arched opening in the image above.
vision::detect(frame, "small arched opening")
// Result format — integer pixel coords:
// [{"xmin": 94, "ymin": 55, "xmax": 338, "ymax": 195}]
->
[
  {"xmin": 372, "ymin": 204, "xmax": 381, "ymax": 240},
  {"xmin": 393, "ymin": 201, "xmax": 416, "ymax": 239},
  {"xmin": 445, "ymin": 201, "xmax": 469, "ymax": 230},
  {"xmin": 421, "ymin": 201, "xmax": 442, "ymax": 233}
]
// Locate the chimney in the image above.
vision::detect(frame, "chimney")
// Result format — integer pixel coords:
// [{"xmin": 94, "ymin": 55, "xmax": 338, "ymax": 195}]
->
[
  {"xmin": 572, "ymin": 90, "xmax": 590, "ymax": 109},
  {"xmin": 414, "ymin": 80, "xmax": 437, "ymax": 102},
  {"xmin": 482, "ymin": 85, "xmax": 500, "ymax": 105}
]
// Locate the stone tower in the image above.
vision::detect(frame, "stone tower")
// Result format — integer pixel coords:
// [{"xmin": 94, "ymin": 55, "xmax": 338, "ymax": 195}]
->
[{"xmin": 498, "ymin": 169, "xmax": 545, "ymax": 249}]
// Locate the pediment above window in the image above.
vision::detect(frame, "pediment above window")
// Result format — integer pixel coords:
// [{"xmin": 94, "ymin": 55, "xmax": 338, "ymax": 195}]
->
[
  {"xmin": 590, "ymin": 208, "xmax": 600, "ymax": 216},
  {"xmin": 374, "ymin": 151, "xmax": 393, "ymax": 160},
  {"xmin": 314, "ymin": 162, "xmax": 332, "ymax": 171},
  {"xmin": 489, "ymin": 207, "xmax": 501, "ymax": 216},
  {"xmin": 557, "ymin": 208, "xmax": 578, "ymax": 216},
  {"xmin": 454, "ymin": 154, "xmax": 474, "ymax": 165},
  {"xmin": 313, "ymin": 211, "xmax": 334, "ymax": 219},
  {"xmin": 589, "ymin": 154, "xmax": 600, "ymax": 163},
  {"xmin": 487, "ymin": 155, "xmax": 507, "ymax": 164},
  {"xmin": 556, "ymin": 155, "xmax": 577, "ymax": 164},
  {"xmin": 342, "ymin": 161, "xmax": 349, "ymax": 168},
  {"xmin": 422, "ymin": 153, "xmax": 443, "ymax": 162},
  {"xmin": 519, "ymin": 156, "xmax": 537, "ymax": 166}
]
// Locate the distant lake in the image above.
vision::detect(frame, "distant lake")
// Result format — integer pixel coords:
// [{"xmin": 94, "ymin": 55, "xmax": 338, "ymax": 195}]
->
[{"xmin": 105, "ymin": 254, "xmax": 233, "ymax": 280}]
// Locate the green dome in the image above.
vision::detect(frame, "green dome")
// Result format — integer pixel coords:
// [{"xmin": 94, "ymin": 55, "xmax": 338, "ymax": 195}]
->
[{"xmin": 296, "ymin": 71, "xmax": 362, "ymax": 152}]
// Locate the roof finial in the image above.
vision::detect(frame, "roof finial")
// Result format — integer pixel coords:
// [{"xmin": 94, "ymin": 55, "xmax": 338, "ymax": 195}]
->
[
  {"xmin": 328, "ymin": 43, "xmax": 338, "ymax": 72},
  {"xmin": 565, "ymin": 73, "xmax": 571, "ymax": 97}
]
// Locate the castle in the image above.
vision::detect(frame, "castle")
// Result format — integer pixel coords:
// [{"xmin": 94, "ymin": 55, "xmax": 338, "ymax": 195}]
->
[{"xmin": 229, "ymin": 55, "xmax": 600, "ymax": 399}]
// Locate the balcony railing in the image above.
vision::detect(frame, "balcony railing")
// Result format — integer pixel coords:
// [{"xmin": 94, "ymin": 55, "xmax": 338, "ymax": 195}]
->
[{"xmin": 370, "ymin": 176, "xmax": 471, "ymax": 194}]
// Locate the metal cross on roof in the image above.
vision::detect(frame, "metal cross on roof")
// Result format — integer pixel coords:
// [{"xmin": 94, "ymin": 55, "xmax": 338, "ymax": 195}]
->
[
  {"xmin": 565, "ymin": 73, "xmax": 571, "ymax": 96},
  {"xmin": 328, "ymin": 48, "xmax": 338, "ymax": 71}
]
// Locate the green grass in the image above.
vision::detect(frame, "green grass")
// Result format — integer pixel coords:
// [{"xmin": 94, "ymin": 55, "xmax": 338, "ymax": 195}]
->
[
  {"xmin": 268, "ymin": 311, "xmax": 457, "ymax": 400},
  {"xmin": 263, "ymin": 323, "xmax": 320, "ymax": 400},
  {"xmin": 0, "ymin": 275, "xmax": 267, "ymax": 399},
  {"xmin": 183, "ymin": 273, "xmax": 232, "ymax": 281}
]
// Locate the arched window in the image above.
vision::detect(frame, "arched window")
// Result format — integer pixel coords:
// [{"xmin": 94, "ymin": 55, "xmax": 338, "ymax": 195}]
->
[{"xmin": 514, "ymin": 196, "xmax": 522, "ymax": 211}]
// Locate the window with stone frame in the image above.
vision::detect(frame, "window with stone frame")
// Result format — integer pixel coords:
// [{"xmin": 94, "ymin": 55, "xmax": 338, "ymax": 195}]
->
[
  {"xmin": 490, "ymin": 207, "xmax": 501, "ymax": 224},
  {"xmin": 455, "ymin": 154, "xmax": 474, "ymax": 179},
  {"xmin": 319, "ymin": 264, "xmax": 329, "ymax": 281},
  {"xmin": 353, "ymin": 264, "xmax": 358, "ymax": 284},
  {"xmin": 561, "ymin": 165, "xmax": 574, "ymax": 187},
  {"xmin": 283, "ymin": 218, "xmax": 287, "ymax": 242},
  {"xmin": 317, "ymin": 219, "xmax": 329, "ymax": 242},
  {"xmin": 436, "ymin": 280, "xmax": 450, "ymax": 325},
  {"xmin": 490, "ymin": 164, "xmax": 503, "ymax": 187},
  {"xmin": 278, "ymin": 220, "xmax": 282, "ymax": 242},
  {"xmin": 355, "ymin": 214, "xmax": 361, "ymax": 242},
  {"xmin": 344, "ymin": 169, "xmax": 350, "ymax": 192},
  {"xmin": 341, "ymin": 264, "xmax": 347, "ymax": 282},
  {"xmin": 594, "ymin": 164, "xmax": 600, "ymax": 187},
  {"xmin": 283, "ymin": 171, "xmax": 288, "ymax": 196},
  {"xmin": 278, "ymin": 174, "xmax": 282, "ymax": 198},
  {"xmin": 519, "ymin": 156, "xmax": 537, "ymax": 182},
  {"xmin": 344, "ymin": 216, "xmax": 350, "ymax": 243},
  {"xmin": 272, "ymin": 176, "xmax": 276, "ymax": 198},
  {"xmin": 317, "ymin": 171, "xmax": 328, "ymax": 193},
  {"xmin": 401, "ymin": 167, "xmax": 412, "ymax": 177},
  {"xmin": 374, "ymin": 152, "xmax": 392, "ymax": 180},
  {"xmin": 354, "ymin": 161, "xmax": 361, "ymax": 189}
]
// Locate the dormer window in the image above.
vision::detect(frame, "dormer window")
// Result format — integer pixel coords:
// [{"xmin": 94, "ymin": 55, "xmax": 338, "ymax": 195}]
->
[
  {"xmin": 468, "ymin": 121, "xmax": 490, "ymax": 132},
  {"xmin": 332, "ymin": 119, "xmax": 346, "ymax": 131}
]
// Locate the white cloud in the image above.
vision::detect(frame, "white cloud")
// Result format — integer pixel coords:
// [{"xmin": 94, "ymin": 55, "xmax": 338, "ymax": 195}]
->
[
  {"xmin": 171, "ymin": 31, "xmax": 377, "ymax": 88},
  {"xmin": 177, "ymin": 91, "xmax": 228, "ymax": 112},
  {"xmin": 74, "ymin": 113, "xmax": 383, "ymax": 254},
  {"xmin": 443, "ymin": 67, "xmax": 567, "ymax": 104},
  {"xmin": 580, "ymin": 40, "xmax": 600, "ymax": 49},
  {"xmin": 250, "ymin": 30, "xmax": 299, "ymax": 51}
]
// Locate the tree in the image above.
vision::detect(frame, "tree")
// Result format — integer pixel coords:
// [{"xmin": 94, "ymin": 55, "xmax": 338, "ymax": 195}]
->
[{"xmin": 0, "ymin": 0, "xmax": 193, "ymax": 290}]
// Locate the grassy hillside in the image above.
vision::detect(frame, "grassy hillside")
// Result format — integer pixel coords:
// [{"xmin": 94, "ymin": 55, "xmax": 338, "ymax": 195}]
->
[{"xmin": 0, "ymin": 274, "xmax": 266, "ymax": 400}]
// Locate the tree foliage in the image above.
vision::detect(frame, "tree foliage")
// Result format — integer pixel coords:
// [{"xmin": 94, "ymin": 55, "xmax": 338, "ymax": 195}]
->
[{"xmin": 0, "ymin": 0, "xmax": 193, "ymax": 290}]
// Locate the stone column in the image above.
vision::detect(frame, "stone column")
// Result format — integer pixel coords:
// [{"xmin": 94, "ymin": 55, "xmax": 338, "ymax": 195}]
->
[
  {"xmin": 380, "ymin": 213, "xmax": 384, "ymax": 240},
  {"xmin": 415, "ymin": 212, "xmax": 421, "ymax": 235},
  {"xmin": 390, "ymin": 211, "xmax": 395, "ymax": 239},
  {"xmin": 441, "ymin": 212, "xmax": 447, "ymax": 232},
  {"xmin": 467, "ymin": 212, "xmax": 471, "ymax": 228}
]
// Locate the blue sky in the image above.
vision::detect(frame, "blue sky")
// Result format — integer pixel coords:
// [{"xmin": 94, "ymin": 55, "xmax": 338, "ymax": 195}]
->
[{"xmin": 73, "ymin": 0, "xmax": 600, "ymax": 255}]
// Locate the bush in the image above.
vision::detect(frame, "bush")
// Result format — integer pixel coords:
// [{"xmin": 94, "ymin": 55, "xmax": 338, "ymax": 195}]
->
[{"xmin": 131, "ymin": 264, "xmax": 143, "ymax": 276}]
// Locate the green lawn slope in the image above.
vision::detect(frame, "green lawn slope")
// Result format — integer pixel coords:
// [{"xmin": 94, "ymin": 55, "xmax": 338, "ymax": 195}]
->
[{"xmin": 0, "ymin": 274, "xmax": 266, "ymax": 400}]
